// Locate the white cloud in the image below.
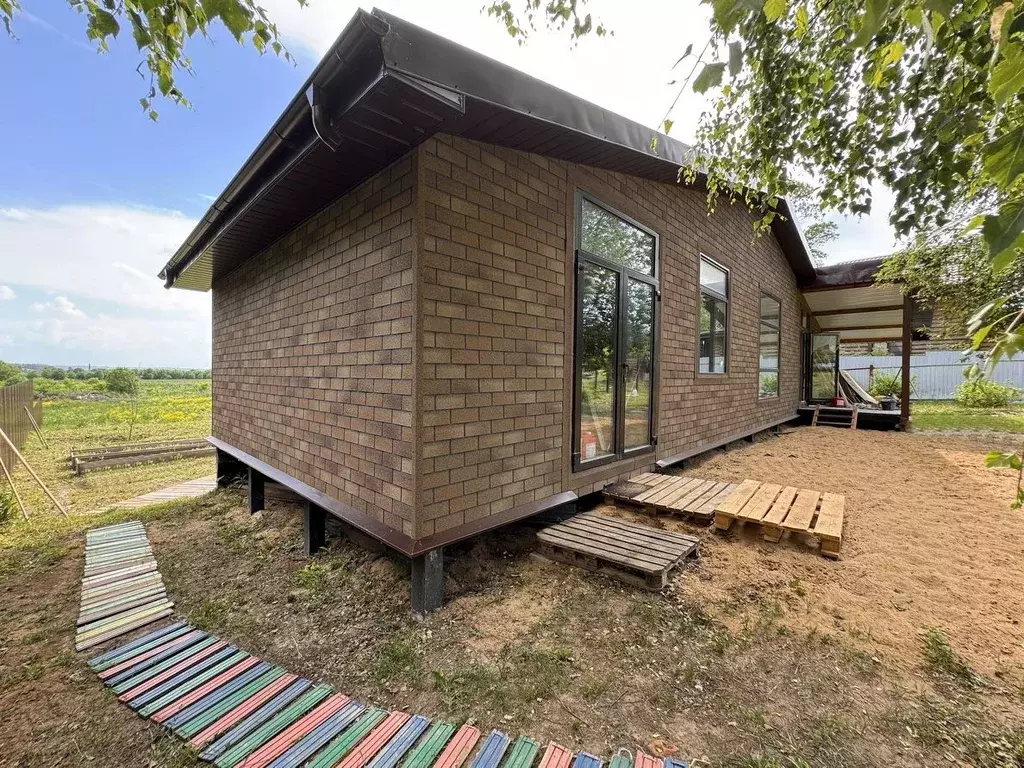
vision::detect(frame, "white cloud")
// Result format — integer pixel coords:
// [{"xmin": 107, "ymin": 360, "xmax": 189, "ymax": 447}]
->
[
  {"xmin": 31, "ymin": 296, "xmax": 86, "ymax": 318},
  {"xmin": 0, "ymin": 286, "xmax": 14, "ymax": 300}
]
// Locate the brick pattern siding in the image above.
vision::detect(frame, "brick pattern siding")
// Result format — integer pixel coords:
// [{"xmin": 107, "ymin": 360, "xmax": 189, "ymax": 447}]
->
[
  {"xmin": 419, "ymin": 135, "xmax": 803, "ymax": 535},
  {"xmin": 212, "ymin": 154, "xmax": 418, "ymax": 536}
]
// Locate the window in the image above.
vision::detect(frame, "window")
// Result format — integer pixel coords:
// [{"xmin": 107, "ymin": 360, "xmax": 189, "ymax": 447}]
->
[
  {"xmin": 759, "ymin": 295, "xmax": 781, "ymax": 398},
  {"xmin": 574, "ymin": 194, "xmax": 658, "ymax": 469},
  {"xmin": 698, "ymin": 256, "xmax": 729, "ymax": 373}
]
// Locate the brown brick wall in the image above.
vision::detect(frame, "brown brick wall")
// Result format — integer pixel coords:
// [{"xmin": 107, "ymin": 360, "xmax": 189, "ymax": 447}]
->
[
  {"xmin": 212, "ymin": 153, "xmax": 418, "ymax": 536},
  {"xmin": 419, "ymin": 135, "xmax": 803, "ymax": 535}
]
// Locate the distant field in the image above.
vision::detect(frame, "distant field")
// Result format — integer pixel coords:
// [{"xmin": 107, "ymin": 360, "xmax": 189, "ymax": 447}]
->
[{"xmin": 3, "ymin": 379, "xmax": 213, "ymax": 519}]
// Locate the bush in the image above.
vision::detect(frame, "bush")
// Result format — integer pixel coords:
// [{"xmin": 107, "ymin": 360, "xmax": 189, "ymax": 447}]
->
[
  {"xmin": 954, "ymin": 378, "xmax": 1022, "ymax": 408},
  {"xmin": 868, "ymin": 372, "xmax": 916, "ymax": 399},
  {"xmin": 0, "ymin": 360, "xmax": 25, "ymax": 387},
  {"xmin": 104, "ymin": 368, "xmax": 141, "ymax": 396}
]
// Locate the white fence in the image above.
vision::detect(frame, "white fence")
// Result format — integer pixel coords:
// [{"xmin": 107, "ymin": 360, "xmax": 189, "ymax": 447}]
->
[{"xmin": 842, "ymin": 350, "xmax": 1024, "ymax": 400}]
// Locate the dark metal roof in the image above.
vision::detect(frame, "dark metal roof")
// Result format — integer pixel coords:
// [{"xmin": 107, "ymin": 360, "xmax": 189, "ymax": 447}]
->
[
  {"xmin": 805, "ymin": 256, "xmax": 887, "ymax": 290},
  {"xmin": 161, "ymin": 8, "xmax": 817, "ymax": 290}
]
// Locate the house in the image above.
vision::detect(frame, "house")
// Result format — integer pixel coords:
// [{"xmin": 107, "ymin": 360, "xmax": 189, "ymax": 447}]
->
[{"xmin": 159, "ymin": 9, "xmax": 913, "ymax": 611}]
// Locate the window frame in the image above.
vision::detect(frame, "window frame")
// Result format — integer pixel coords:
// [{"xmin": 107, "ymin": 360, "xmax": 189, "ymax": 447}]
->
[
  {"xmin": 697, "ymin": 254, "xmax": 730, "ymax": 376},
  {"xmin": 572, "ymin": 191, "xmax": 660, "ymax": 472},
  {"xmin": 758, "ymin": 292, "xmax": 782, "ymax": 400}
]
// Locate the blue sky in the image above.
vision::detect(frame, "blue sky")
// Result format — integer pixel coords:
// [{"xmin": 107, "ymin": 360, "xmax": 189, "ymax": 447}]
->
[{"xmin": 0, "ymin": 0, "xmax": 902, "ymax": 368}]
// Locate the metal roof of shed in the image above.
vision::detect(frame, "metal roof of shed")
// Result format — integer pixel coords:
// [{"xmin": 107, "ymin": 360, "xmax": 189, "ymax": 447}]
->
[{"xmin": 159, "ymin": 8, "xmax": 817, "ymax": 291}]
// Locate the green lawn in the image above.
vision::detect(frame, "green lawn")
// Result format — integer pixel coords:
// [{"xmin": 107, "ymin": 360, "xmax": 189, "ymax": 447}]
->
[{"xmin": 912, "ymin": 400, "xmax": 1024, "ymax": 432}]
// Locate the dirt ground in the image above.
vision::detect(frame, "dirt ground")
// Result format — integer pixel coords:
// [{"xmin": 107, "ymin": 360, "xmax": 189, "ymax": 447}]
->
[{"xmin": 2, "ymin": 427, "xmax": 1023, "ymax": 767}]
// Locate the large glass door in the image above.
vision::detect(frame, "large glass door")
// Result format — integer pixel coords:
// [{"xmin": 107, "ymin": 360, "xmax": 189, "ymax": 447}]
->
[{"xmin": 807, "ymin": 333, "xmax": 840, "ymax": 402}]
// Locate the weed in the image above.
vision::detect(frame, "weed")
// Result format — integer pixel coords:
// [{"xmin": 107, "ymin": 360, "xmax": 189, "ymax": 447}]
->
[
  {"xmin": 788, "ymin": 579, "xmax": 806, "ymax": 597},
  {"xmin": 189, "ymin": 597, "xmax": 231, "ymax": 630},
  {"xmin": 375, "ymin": 634, "xmax": 424, "ymax": 686},
  {"xmin": 922, "ymin": 628, "xmax": 981, "ymax": 686}
]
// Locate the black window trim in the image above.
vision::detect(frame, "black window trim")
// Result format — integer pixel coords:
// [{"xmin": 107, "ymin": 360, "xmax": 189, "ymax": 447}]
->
[
  {"xmin": 758, "ymin": 292, "xmax": 782, "ymax": 400},
  {"xmin": 698, "ymin": 253, "xmax": 730, "ymax": 376},
  {"xmin": 572, "ymin": 190, "xmax": 660, "ymax": 473}
]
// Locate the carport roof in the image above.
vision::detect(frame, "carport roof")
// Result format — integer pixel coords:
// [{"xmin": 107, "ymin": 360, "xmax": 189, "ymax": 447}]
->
[{"xmin": 158, "ymin": 8, "xmax": 817, "ymax": 292}]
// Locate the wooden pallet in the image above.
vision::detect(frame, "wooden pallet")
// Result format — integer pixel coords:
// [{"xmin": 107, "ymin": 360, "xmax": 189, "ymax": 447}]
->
[
  {"xmin": 603, "ymin": 473, "xmax": 737, "ymax": 523},
  {"xmin": 713, "ymin": 480, "xmax": 845, "ymax": 558},
  {"xmin": 536, "ymin": 511, "xmax": 700, "ymax": 589}
]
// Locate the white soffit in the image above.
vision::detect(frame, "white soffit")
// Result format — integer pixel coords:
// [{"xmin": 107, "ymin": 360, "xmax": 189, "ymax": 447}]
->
[
  {"xmin": 816, "ymin": 309, "xmax": 904, "ymax": 330},
  {"xmin": 802, "ymin": 284, "xmax": 904, "ymax": 313}
]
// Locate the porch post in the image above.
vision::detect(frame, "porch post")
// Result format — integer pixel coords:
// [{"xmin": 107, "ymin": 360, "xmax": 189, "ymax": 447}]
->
[
  {"xmin": 900, "ymin": 295, "xmax": 912, "ymax": 429},
  {"xmin": 303, "ymin": 500, "xmax": 327, "ymax": 556},
  {"xmin": 247, "ymin": 467, "xmax": 265, "ymax": 514},
  {"xmin": 411, "ymin": 548, "xmax": 444, "ymax": 615}
]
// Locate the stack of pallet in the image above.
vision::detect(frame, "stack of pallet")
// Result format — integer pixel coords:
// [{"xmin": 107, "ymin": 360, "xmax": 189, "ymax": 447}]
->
[
  {"xmin": 70, "ymin": 438, "xmax": 215, "ymax": 475},
  {"xmin": 77, "ymin": 522, "xmax": 173, "ymax": 651}
]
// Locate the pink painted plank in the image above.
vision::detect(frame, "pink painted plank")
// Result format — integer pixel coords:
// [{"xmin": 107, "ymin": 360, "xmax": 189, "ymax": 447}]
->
[
  {"xmin": 99, "ymin": 629, "xmax": 205, "ymax": 681},
  {"xmin": 336, "ymin": 711, "xmax": 411, "ymax": 768},
  {"xmin": 538, "ymin": 743, "xmax": 573, "ymax": 768},
  {"xmin": 118, "ymin": 639, "xmax": 228, "ymax": 702},
  {"xmin": 189, "ymin": 673, "xmax": 299, "ymax": 749},
  {"xmin": 151, "ymin": 656, "xmax": 262, "ymax": 723},
  {"xmin": 635, "ymin": 753, "xmax": 661, "ymax": 768},
  {"xmin": 235, "ymin": 693, "xmax": 351, "ymax": 768},
  {"xmin": 434, "ymin": 724, "xmax": 481, "ymax": 768}
]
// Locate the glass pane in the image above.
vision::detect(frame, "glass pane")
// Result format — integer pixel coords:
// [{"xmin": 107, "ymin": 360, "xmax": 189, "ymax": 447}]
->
[
  {"xmin": 712, "ymin": 297, "xmax": 728, "ymax": 372},
  {"xmin": 759, "ymin": 326, "xmax": 780, "ymax": 371},
  {"xmin": 579, "ymin": 262, "xmax": 618, "ymax": 462},
  {"xmin": 759, "ymin": 371, "xmax": 779, "ymax": 398},
  {"xmin": 760, "ymin": 296, "xmax": 780, "ymax": 327},
  {"xmin": 810, "ymin": 333, "xmax": 839, "ymax": 400},
  {"xmin": 625, "ymin": 279, "xmax": 654, "ymax": 449},
  {"xmin": 580, "ymin": 198, "xmax": 655, "ymax": 275},
  {"xmin": 699, "ymin": 294, "xmax": 712, "ymax": 373},
  {"xmin": 700, "ymin": 258, "xmax": 728, "ymax": 297}
]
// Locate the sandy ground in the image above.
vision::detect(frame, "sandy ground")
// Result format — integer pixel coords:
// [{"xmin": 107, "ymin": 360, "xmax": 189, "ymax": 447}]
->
[{"xmin": 621, "ymin": 428, "xmax": 1024, "ymax": 680}]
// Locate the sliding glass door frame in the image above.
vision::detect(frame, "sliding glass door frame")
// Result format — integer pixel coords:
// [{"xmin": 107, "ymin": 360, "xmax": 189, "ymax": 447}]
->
[{"xmin": 571, "ymin": 192, "xmax": 660, "ymax": 472}]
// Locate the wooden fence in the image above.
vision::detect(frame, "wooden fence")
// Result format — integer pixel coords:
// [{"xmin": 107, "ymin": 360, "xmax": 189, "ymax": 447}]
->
[{"xmin": 0, "ymin": 380, "xmax": 40, "ymax": 471}]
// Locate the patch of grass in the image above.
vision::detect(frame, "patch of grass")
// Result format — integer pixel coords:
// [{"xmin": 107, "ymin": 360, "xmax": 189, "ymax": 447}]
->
[
  {"xmin": 922, "ymin": 628, "xmax": 981, "ymax": 686},
  {"xmin": 189, "ymin": 597, "xmax": 232, "ymax": 631},
  {"xmin": 375, "ymin": 634, "xmax": 424, "ymax": 686},
  {"xmin": 912, "ymin": 400, "xmax": 1024, "ymax": 432}
]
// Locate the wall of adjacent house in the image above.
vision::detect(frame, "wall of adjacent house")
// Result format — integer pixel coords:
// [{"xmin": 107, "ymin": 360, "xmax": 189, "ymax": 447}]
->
[
  {"xmin": 417, "ymin": 134, "xmax": 804, "ymax": 537},
  {"xmin": 211, "ymin": 153, "xmax": 418, "ymax": 537}
]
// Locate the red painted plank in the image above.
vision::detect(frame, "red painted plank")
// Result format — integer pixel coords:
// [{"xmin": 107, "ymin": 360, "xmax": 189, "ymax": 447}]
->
[
  {"xmin": 336, "ymin": 711, "xmax": 411, "ymax": 768},
  {"xmin": 99, "ymin": 629, "xmax": 205, "ymax": 681},
  {"xmin": 434, "ymin": 724, "xmax": 481, "ymax": 768},
  {"xmin": 538, "ymin": 743, "xmax": 573, "ymax": 768},
  {"xmin": 189, "ymin": 673, "xmax": 299, "ymax": 749},
  {"xmin": 118, "ymin": 639, "xmax": 228, "ymax": 702},
  {"xmin": 235, "ymin": 693, "xmax": 351, "ymax": 768},
  {"xmin": 151, "ymin": 656, "xmax": 262, "ymax": 723},
  {"xmin": 635, "ymin": 753, "xmax": 660, "ymax": 768}
]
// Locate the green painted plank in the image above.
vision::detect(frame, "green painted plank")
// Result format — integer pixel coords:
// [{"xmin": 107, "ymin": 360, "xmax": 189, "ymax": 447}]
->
[
  {"xmin": 401, "ymin": 721, "xmax": 458, "ymax": 768},
  {"xmin": 138, "ymin": 650, "xmax": 250, "ymax": 717},
  {"xmin": 305, "ymin": 707, "xmax": 389, "ymax": 768},
  {"xmin": 111, "ymin": 636, "xmax": 219, "ymax": 694},
  {"xmin": 214, "ymin": 685, "xmax": 333, "ymax": 768},
  {"xmin": 88, "ymin": 621, "xmax": 190, "ymax": 671},
  {"xmin": 609, "ymin": 753, "xmax": 633, "ymax": 768},
  {"xmin": 504, "ymin": 737, "xmax": 541, "ymax": 768},
  {"xmin": 176, "ymin": 668, "xmax": 287, "ymax": 738}
]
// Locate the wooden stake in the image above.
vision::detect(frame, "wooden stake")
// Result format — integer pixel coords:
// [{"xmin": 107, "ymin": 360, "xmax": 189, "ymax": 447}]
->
[
  {"xmin": 0, "ymin": 425, "xmax": 67, "ymax": 517},
  {"xmin": 0, "ymin": 451, "xmax": 28, "ymax": 521},
  {"xmin": 23, "ymin": 405, "xmax": 48, "ymax": 449}
]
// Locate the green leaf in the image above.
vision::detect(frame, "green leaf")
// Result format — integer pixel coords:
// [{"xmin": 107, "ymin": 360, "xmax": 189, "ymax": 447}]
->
[
  {"xmin": 983, "ymin": 125, "xmax": 1024, "ymax": 190},
  {"xmin": 853, "ymin": 0, "xmax": 892, "ymax": 47},
  {"xmin": 728, "ymin": 41, "xmax": 743, "ymax": 76},
  {"xmin": 986, "ymin": 451, "xmax": 1022, "ymax": 471},
  {"xmin": 982, "ymin": 199, "xmax": 1024, "ymax": 269},
  {"xmin": 712, "ymin": 0, "xmax": 743, "ymax": 35},
  {"xmin": 693, "ymin": 62, "xmax": 726, "ymax": 93},
  {"xmin": 990, "ymin": 43, "xmax": 1024, "ymax": 105},
  {"xmin": 672, "ymin": 43, "xmax": 694, "ymax": 68},
  {"xmin": 880, "ymin": 40, "xmax": 905, "ymax": 67},
  {"xmin": 795, "ymin": 4, "xmax": 809, "ymax": 36},
  {"xmin": 764, "ymin": 0, "xmax": 787, "ymax": 22},
  {"xmin": 663, "ymin": 119, "xmax": 674, "ymax": 135},
  {"xmin": 87, "ymin": 7, "xmax": 120, "ymax": 40}
]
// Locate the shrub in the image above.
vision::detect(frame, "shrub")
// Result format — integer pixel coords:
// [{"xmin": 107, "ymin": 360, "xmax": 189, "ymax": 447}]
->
[
  {"xmin": 104, "ymin": 368, "xmax": 141, "ymax": 396},
  {"xmin": 954, "ymin": 378, "xmax": 1022, "ymax": 408},
  {"xmin": 0, "ymin": 360, "xmax": 26, "ymax": 387},
  {"xmin": 868, "ymin": 372, "xmax": 916, "ymax": 399}
]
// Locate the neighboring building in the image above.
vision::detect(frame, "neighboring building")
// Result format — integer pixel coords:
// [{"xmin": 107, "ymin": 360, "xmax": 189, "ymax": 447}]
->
[{"xmin": 159, "ymin": 10, "xmax": 910, "ymax": 610}]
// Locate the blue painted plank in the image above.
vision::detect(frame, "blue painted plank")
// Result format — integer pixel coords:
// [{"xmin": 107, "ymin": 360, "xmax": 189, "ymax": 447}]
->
[
  {"xmin": 88, "ymin": 620, "xmax": 189, "ymax": 669},
  {"xmin": 104, "ymin": 631, "xmax": 209, "ymax": 687},
  {"xmin": 199, "ymin": 679, "xmax": 312, "ymax": 762},
  {"xmin": 469, "ymin": 730, "xmax": 511, "ymax": 768},
  {"xmin": 126, "ymin": 646, "xmax": 238, "ymax": 709},
  {"xmin": 138, "ymin": 650, "xmax": 250, "ymax": 717},
  {"xmin": 112, "ymin": 636, "xmax": 220, "ymax": 695},
  {"xmin": 266, "ymin": 701, "xmax": 365, "ymax": 768},
  {"xmin": 165, "ymin": 661, "xmax": 275, "ymax": 730},
  {"xmin": 367, "ymin": 714, "xmax": 431, "ymax": 768},
  {"xmin": 662, "ymin": 759, "xmax": 688, "ymax": 768},
  {"xmin": 573, "ymin": 753, "xmax": 603, "ymax": 768}
]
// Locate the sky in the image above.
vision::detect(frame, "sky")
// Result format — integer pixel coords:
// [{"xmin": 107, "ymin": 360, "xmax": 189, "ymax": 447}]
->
[{"xmin": 0, "ymin": 0, "xmax": 902, "ymax": 368}]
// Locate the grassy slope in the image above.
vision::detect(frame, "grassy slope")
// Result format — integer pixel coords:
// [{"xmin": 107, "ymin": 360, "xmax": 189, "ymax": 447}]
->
[
  {"xmin": 912, "ymin": 400, "xmax": 1024, "ymax": 432},
  {"xmin": 2, "ymin": 379, "xmax": 213, "ymax": 520}
]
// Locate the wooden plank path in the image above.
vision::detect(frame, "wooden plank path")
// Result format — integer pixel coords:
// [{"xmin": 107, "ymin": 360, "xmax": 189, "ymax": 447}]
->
[
  {"xmin": 536, "ymin": 511, "xmax": 700, "ymax": 590},
  {"xmin": 714, "ymin": 480, "xmax": 846, "ymax": 558},
  {"xmin": 603, "ymin": 473, "xmax": 737, "ymax": 523},
  {"xmin": 79, "ymin": 523, "xmax": 692, "ymax": 768},
  {"xmin": 86, "ymin": 476, "xmax": 217, "ymax": 516}
]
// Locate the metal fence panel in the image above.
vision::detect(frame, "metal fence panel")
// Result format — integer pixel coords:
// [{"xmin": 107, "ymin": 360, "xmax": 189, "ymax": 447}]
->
[
  {"xmin": 0, "ymin": 380, "xmax": 36, "ymax": 471},
  {"xmin": 842, "ymin": 350, "xmax": 1024, "ymax": 400}
]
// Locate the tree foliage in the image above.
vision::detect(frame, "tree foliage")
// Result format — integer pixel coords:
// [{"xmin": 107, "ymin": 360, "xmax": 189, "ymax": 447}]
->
[
  {"xmin": 787, "ymin": 180, "xmax": 839, "ymax": 263},
  {"xmin": 1, "ymin": 0, "xmax": 303, "ymax": 119},
  {"xmin": 0, "ymin": 361, "xmax": 26, "ymax": 387},
  {"xmin": 103, "ymin": 367, "xmax": 141, "ymax": 396}
]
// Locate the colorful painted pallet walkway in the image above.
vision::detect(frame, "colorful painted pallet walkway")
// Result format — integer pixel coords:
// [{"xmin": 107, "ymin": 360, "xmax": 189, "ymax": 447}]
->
[
  {"xmin": 76, "ymin": 521, "xmax": 173, "ymax": 651},
  {"xmin": 85, "ymin": 620, "xmax": 691, "ymax": 768}
]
